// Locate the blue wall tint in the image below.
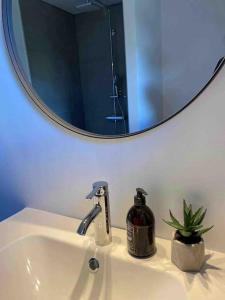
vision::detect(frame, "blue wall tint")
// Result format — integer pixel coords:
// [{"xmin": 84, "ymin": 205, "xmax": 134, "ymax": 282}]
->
[
  {"xmin": 0, "ymin": 150, "xmax": 25, "ymax": 220},
  {"xmin": 0, "ymin": 191, "xmax": 25, "ymax": 221}
]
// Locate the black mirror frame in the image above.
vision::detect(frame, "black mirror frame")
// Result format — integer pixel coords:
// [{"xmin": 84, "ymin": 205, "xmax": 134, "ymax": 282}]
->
[{"xmin": 2, "ymin": 0, "xmax": 225, "ymax": 139}]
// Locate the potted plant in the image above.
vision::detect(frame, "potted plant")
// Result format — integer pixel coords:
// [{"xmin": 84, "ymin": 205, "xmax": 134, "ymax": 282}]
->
[{"xmin": 163, "ymin": 200, "xmax": 213, "ymax": 272}]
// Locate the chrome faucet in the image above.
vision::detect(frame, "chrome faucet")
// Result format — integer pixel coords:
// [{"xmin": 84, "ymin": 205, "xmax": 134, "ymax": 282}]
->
[{"xmin": 77, "ymin": 181, "xmax": 112, "ymax": 246}]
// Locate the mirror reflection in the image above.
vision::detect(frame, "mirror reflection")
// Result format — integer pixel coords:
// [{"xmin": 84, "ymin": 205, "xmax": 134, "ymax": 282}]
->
[{"xmin": 9, "ymin": 0, "xmax": 225, "ymax": 136}]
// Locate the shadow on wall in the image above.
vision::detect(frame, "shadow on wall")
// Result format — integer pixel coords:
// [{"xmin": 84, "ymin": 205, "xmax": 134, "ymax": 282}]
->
[
  {"xmin": 0, "ymin": 187, "xmax": 25, "ymax": 221},
  {"xmin": 0, "ymin": 176, "xmax": 25, "ymax": 221}
]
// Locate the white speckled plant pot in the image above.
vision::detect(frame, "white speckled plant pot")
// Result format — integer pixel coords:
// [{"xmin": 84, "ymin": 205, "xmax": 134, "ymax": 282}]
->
[{"xmin": 171, "ymin": 238, "xmax": 205, "ymax": 272}]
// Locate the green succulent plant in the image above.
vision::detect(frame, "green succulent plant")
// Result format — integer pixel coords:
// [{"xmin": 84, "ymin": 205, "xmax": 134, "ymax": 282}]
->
[{"xmin": 163, "ymin": 200, "xmax": 213, "ymax": 240}]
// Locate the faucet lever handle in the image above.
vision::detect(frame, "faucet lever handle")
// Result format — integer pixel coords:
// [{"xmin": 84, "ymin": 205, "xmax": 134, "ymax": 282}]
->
[{"xmin": 86, "ymin": 181, "xmax": 108, "ymax": 199}]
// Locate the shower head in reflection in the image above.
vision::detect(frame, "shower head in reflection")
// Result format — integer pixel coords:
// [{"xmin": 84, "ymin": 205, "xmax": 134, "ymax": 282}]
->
[{"xmin": 75, "ymin": 0, "xmax": 106, "ymax": 10}]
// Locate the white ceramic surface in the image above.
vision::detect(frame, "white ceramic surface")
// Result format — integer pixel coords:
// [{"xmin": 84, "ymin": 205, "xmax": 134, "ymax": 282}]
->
[{"xmin": 0, "ymin": 209, "xmax": 225, "ymax": 300}]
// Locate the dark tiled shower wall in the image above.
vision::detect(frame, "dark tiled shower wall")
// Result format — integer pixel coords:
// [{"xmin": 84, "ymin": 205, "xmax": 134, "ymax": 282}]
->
[{"xmin": 19, "ymin": 0, "xmax": 85, "ymax": 128}]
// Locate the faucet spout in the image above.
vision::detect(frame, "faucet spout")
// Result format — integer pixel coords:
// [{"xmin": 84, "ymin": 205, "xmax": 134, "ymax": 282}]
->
[
  {"xmin": 76, "ymin": 181, "xmax": 112, "ymax": 246},
  {"xmin": 77, "ymin": 204, "xmax": 102, "ymax": 235}
]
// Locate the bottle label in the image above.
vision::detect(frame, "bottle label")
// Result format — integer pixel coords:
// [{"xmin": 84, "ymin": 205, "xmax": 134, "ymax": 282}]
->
[{"xmin": 127, "ymin": 221, "xmax": 156, "ymax": 258}]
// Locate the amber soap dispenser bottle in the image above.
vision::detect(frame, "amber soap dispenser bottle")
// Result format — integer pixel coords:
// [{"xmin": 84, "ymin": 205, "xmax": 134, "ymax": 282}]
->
[{"xmin": 126, "ymin": 188, "xmax": 156, "ymax": 258}]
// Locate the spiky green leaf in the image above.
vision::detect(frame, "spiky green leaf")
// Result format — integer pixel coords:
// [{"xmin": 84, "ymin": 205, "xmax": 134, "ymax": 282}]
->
[
  {"xmin": 169, "ymin": 210, "xmax": 183, "ymax": 227},
  {"xmin": 195, "ymin": 209, "xmax": 207, "ymax": 226},
  {"xmin": 189, "ymin": 204, "xmax": 193, "ymax": 219},
  {"xmin": 183, "ymin": 200, "xmax": 190, "ymax": 215},
  {"xmin": 183, "ymin": 200, "xmax": 188, "ymax": 226},
  {"xmin": 163, "ymin": 220, "xmax": 184, "ymax": 231},
  {"xmin": 184, "ymin": 200, "xmax": 195, "ymax": 226},
  {"xmin": 196, "ymin": 226, "xmax": 214, "ymax": 237},
  {"xmin": 183, "ymin": 200, "xmax": 192, "ymax": 226},
  {"xmin": 186, "ymin": 225, "xmax": 203, "ymax": 231},
  {"xmin": 190, "ymin": 207, "xmax": 203, "ymax": 225}
]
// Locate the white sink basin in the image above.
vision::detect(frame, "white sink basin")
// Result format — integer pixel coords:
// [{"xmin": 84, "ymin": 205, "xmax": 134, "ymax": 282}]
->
[
  {"xmin": 0, "ymin": 209, "xmax": 225, "ymax": 300},
  {"xmin": 0, "ymin": 235, "xmax": 185, "ymax": 300}
]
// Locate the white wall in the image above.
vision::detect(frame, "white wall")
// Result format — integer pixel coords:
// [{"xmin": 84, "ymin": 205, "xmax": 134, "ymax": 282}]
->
[
  {"xmin": 1, "ymin": 1, "xmax": 225, "ymax": 253},
  {"xmin": 161, "ymin": 0, "xmax": 225, "ymax": 118}
]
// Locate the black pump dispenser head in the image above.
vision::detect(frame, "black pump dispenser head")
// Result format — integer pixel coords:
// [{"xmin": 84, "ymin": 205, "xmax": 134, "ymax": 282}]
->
[{"xmin": 134, "ymin": 188, "xmax": 148, "ymax": 206}]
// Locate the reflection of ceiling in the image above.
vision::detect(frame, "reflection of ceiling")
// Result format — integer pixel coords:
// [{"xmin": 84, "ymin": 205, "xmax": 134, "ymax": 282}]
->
[{"xmin": 42, "ymin": 0, "xmax": 122, "ymax": 15}]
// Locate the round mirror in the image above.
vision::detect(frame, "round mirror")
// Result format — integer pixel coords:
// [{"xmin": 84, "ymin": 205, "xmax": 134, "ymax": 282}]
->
[{"xmin": 3, "ymin": 0, "xmax": 225, "ymax": 138}]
